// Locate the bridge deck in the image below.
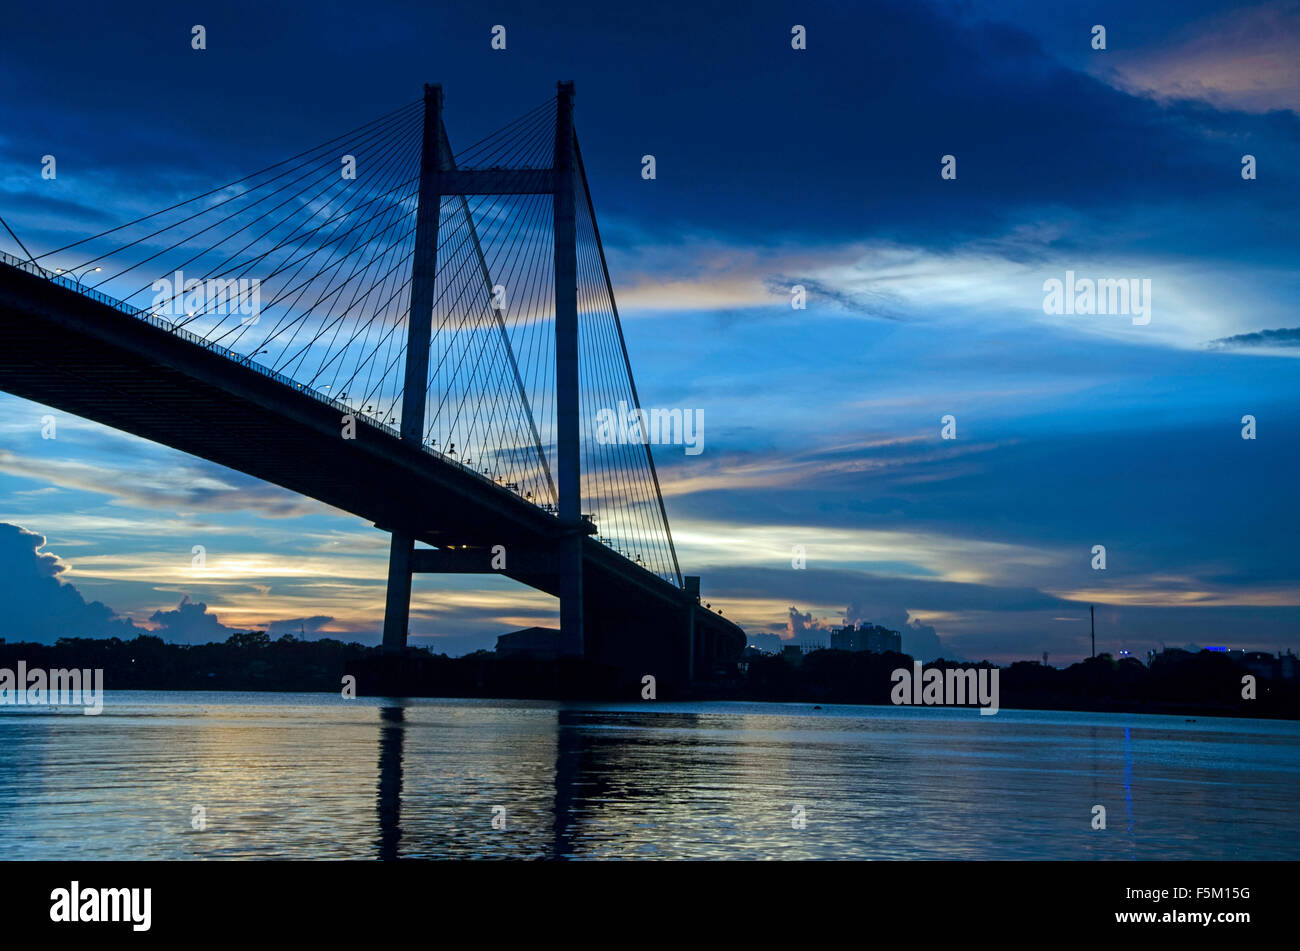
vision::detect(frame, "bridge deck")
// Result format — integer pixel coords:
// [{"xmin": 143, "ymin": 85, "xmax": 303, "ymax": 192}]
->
[{"xmin": 0, "ymin": 260, "xmax": 743, "ymax": 679}]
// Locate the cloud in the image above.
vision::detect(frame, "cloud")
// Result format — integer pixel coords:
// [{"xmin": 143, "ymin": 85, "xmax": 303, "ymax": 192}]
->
[
  {"xmin": 784, "ymin": 605, "xmax": 836, "ymax": 644},
  {"xmin": 656, "ymin": 436, "xmax": 993, "ymax": 500},
  {"xmin": 147, "ymin": 596, "xmax": 243, "ymax": 644},
  {"xmin": 1099, "ymin": 1, "xmax": 1300, "ymax": 114},
  {"xmin": 1207, "ymin": 326, "xmax": 1300, "ymax": 349},
  {"xmin": 611, "ymin": 236, "xmax": 1300, "ymax": 355},
  {"xmin": 698, "ymin": 563, "xmax": 1070, "ymax": 640},
  {"xmin": 0, "ymin": 448, "xmax": 327, "ymax": 518},
  {"xmin": 0, "ymin": 522, "xmax": 141, "ymax": 642},
  {"xmin": 265, "ymin": 616, "xmax": 336, "ymax": 638},
  {"xmin": 766, "ymin": 275, "xmax": 907, "ymax": 320},
  {"xmin": 771, "ymin": 601, "xmax": 957, "ymax": 660},
  {"xmin": 845, "ymin": 603, "xmax": 957, "ymax": 662},
  {"xmin": 0, "ymin": 522, "xmax": 324, "ymax": 646},
  {"xmin": 669, "ymin": 511, "xmax": 1059, "ymax": 590}
]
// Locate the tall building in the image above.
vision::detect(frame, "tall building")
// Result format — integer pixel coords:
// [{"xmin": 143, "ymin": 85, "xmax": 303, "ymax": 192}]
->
[
  {"xmin": 495, "ymin": 627, "xmax": 562, "ymax": 660},
  {"xmin": 830, "ymin": 623, "xmax": 902, "ymax": 654}
]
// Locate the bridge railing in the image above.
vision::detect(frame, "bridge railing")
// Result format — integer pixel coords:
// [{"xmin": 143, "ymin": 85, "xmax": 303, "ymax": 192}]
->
[{"xmin": 0, "ymin": 248, "xmax": 540, "ymax": 508}]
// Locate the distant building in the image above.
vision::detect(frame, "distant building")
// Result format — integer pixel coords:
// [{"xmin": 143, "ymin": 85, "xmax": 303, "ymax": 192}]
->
[
  {"xmin": 1155, "ymin": 646, "xmax": 1298, "ymax": 681},
  {"xmin": 1241, "ymin": 650, "xmax": 1298, "ymax": 681},
  {"xmin": 495, "ymin": 627, "xmax": 561, "ymax": 661},
  {"xmin": 830, "ymin": 623, "xmax": 902, "ymax": 654}
]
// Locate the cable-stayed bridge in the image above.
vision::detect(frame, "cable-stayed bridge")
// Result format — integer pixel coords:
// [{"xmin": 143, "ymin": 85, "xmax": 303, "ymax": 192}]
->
[{"xmin": 0, "ymin": 82, "xmax": 744, "ymax": 686}]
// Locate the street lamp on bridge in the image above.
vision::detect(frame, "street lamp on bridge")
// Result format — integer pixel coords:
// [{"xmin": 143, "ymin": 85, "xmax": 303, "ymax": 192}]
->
[{"xmin": 54, "ymin": 265, "xmax": 101, "ymax": 288}]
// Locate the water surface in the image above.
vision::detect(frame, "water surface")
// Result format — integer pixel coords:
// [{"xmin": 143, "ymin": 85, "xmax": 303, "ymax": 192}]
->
[{"xmin": 1, "ymin": 692, "xmax": 1296, "ymax": 859}]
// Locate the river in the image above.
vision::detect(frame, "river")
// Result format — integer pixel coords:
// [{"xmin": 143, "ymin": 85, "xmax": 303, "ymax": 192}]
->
[{"xmin": 1, "ymin": 692, "xmax": 1296, "ymax": 859}]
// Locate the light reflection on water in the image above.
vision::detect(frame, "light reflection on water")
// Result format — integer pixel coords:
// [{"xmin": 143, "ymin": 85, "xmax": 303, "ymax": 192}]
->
[{"xmin": 1, "ymin": 692, "xmax": 1297, "ymax": 860}]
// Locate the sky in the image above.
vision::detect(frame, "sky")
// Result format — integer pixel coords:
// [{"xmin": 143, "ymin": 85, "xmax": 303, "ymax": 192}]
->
[{"xmin": 0, "ymin": 0, "xmax": 1297, "ymax": 664}]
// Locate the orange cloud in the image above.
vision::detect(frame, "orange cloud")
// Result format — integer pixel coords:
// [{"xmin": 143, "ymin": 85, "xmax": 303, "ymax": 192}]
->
[{"xmin": 1100, "ymin": 2, "xmax": 1300, "ymax": 113}]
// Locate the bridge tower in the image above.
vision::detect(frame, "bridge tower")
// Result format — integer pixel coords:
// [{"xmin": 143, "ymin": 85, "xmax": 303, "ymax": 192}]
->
[
  {"xmin": 552, "ymin": 81, "xmax": 583, "ymax": 660},
  {"xmin": 380, "ymin": 82, "xmax": 584, "ymax": 660},
  {"xmin": 381, "ymin": 83, "xmax": 442, "ymax": 654}
]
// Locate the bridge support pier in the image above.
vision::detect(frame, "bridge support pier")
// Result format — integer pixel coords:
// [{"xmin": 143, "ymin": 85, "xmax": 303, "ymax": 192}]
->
[
  {"xmin": 558, "ymin": 534, "xmax": 583, "ymax": 659},
  {"xmin": 381, "ymin": 532, "xmax": 414, "ymax": 654}
]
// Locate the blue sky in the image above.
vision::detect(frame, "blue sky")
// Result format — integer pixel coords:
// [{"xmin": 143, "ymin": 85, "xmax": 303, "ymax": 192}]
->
[{"xmin": 1, "ymin": 0, "xmax": 1298, "ymax": 663}]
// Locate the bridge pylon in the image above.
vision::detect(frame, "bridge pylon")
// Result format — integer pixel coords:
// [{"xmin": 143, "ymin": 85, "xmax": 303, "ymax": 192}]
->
[
  {"xmin": 380, "ymin": 82, "xmax": 585, "ymax": 660},
  {"xmin": 381, "ymin": 83, "xmax": 444, "ymax": 654},
  {"xmin": 552, "ymin": 81, "xmax": 583, "ymax": 660}
]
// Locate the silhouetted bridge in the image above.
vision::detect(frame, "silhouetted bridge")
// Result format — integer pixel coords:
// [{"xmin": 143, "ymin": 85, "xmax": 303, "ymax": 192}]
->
[{"xmin": 0, "ymin": 82, "xmax": 743, "ymax": 686}]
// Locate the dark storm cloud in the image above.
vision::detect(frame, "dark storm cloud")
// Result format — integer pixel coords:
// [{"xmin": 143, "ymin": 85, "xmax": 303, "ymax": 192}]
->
[
  {"xmin": 146, "ymin": 597, "xmax": 242, "ymax": 644},
  {"xmin": 707, "ymin": 567, "xmax": 1072, "ymax": 625},
  {"xmin": 1, "ymin": 0, "xmax": 1294, "ymax": 264},
  {"xmin": 1208, "ymin": 327, "xmax": 1300, "ymax": 349},
  {"xmin": 0, "ymin": 522, "xmax": 141, "ymax": 642},
  {"xmin": 0, "ymin": 523, "xmax": 257, "ymax": 645}
]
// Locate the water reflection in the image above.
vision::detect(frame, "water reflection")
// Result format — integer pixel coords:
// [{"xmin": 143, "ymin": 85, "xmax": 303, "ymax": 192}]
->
[
  {"xmin": 2, "ymin": 695, "xmax": 1298, "ymax": 860},
  {"xmin": 376, "ymin": 705, "xmax": 404, "ymax": 860},
  {"xmin": 1122, "ymin": 725, "xmax": 1136, "ymax": 858},
  {"xmin": 552, "ymin": 709, "xmax": 581, "ymax": 860}
]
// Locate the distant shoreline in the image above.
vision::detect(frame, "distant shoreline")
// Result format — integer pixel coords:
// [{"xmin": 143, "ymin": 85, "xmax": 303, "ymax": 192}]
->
[
  {"xmin": 2, "ymin": 687, "xmax": 1290, "ymax": 725},
  {"xmin": 3, "ymin": 634, "xmax": 1296, "ymax": 720}
]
